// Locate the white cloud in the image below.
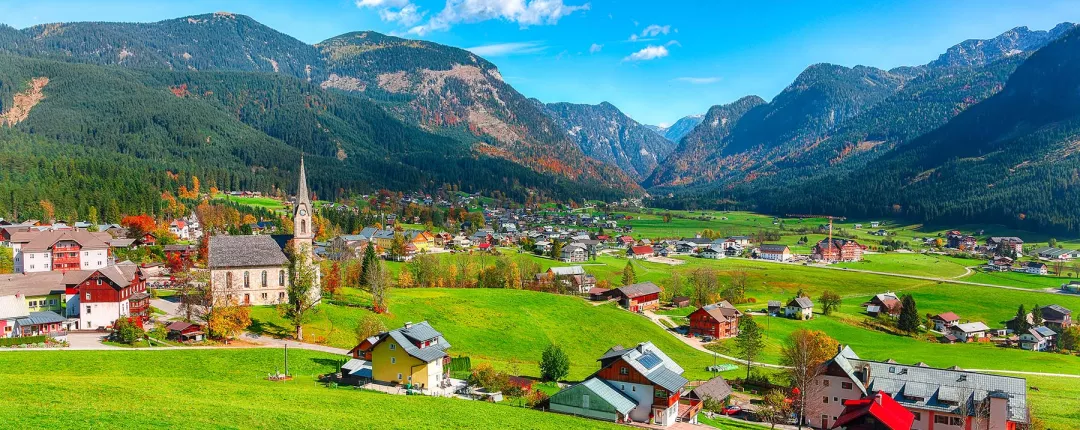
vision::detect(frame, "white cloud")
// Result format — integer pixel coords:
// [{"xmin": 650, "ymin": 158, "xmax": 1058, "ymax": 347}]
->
[
  {"xmin": 628, "ymin": 33, "xmax": 638, "ymax": 41},
  {"xmin": 673, "ymin": 76, "xmax": 721, "ymax": 84},
  {"xmin": 357, "ymin": 0, "xmax": 425, "ymax": 26},
  {"xmin": 640, "ymin": 24, "xmax": 670, "ymax": 37},
  {"xmin": 466, "ymin": 41, "xmax": 547, "ymax": 56},
  {"xmin": 665, "ymin": 39, "xmax": 681, "ymax": 47},
  {"xmin": 589, "ymin": 43, "xmax": 602, "ymax": 53},
  {"xmin": 409, "ymin": 0, "xmax": 590, "ymax": 35},
  {"xmin": 624, "ymin": 45, "xmax": 668, "ymax": 61}
]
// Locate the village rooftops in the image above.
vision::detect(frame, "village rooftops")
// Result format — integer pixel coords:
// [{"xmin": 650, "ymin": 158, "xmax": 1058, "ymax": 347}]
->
[
  {"xmin": 376, "ymin": 321, "xmax": 451, "ymax": 363},
  {"xmin": 208, "ymin": 235, "xmax": 289, "ymax": 268},
  {"xmin": 833, "ymin": 391, "xmax": 915, "ymax": 430},
  {"xmin": 759, "ymin": 244, "xmax": 789, "ymax": 253},
  {"xmin": 829, "ymin": 346, "xmax": 1027, "ymax": 423},
  {"xmin": 549, "ymin": 266, "xmax": 586, "ymax": 276},
  {"xmin": 16, "ymin": 311, "xmax": 65, "ymax": 326},
  {"xmin": 9, "ymin": 230, "xmax": 112, "ymax": 252}
]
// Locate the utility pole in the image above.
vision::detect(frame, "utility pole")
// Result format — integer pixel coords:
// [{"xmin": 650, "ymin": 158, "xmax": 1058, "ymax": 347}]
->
[{"xmin": 284, "ymin": 343, "xmax": 289, "ymax": 376}]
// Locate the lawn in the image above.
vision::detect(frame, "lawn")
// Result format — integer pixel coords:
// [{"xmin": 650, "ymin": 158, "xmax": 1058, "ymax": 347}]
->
[
  {"xmin": 961, "ymin": 270, "xmax": 1074, "ymax": 290},
  {"xmin": 833, "ymin": 253, "xmax": 972, "ymax": 278},
  {"xmin": 0, "ymin": 349, "xmax": 618, "ymax": 429},
  {"xmin": 250, "ymin": 287, "xmax": 739, "ymax": 382},
  {"xmin": 1017, "ymin": 374, "xmax": 1080, "ymax": 430}
]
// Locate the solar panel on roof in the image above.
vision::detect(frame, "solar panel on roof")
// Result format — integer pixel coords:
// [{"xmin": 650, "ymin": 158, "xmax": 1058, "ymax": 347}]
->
[{"xmin": 637, "ymin": 352, "xmax": 662, "ymax": 369}]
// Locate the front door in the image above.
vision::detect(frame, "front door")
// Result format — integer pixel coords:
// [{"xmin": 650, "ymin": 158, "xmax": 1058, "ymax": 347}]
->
[
  {"xmin": 243, "ymin": 294, "xmax": 250, "ymax": 305},
  {"xmin": 821, "ymin": 415, "xmax": 829, "ymax": 428}
]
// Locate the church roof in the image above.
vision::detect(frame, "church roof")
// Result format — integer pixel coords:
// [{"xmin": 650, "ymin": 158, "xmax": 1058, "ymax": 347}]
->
[
  {"xmin": 296, "ymin": 156, "xmax": 311, "ymax": 208},
  {"xmin": 208, "ymin": 235, "xmax": 288, "ymax": 268}
]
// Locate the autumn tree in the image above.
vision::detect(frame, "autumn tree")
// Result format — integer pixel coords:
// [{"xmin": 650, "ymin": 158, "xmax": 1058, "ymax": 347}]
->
[
  {"xmin": 0, "ymin": 247, "xmax": 13, "ymax": 274},
  {"xmin": 355, "ymin": 314, "xmax": 387, "ymax": 344},
  {"xmin": 722, "ymin": 270, "xmax": 748, "ymax": 303},
  {"xmin": 281, "ymin": 245, "xmax": 319, "ymax": 341},
  {"xmin": 781, "ymin": 329, "xmax": 839, "ymax": 429},
  {"xmin": 759, "ymin": 389, "xmax": 792, "ymax": 430},
  {"xmin": 819, "ymin": 290, "xmax": 842, "ymax": 316},
  {"xmin": 689, "ymin": 267, "xmax": 720, "ymax": 307},
  {"xmin": 366, "ymin": 258, "xmax": 391, "ymax": 313},
  {"xmin": 122, "ymin": 214, "xmax": 156, "ymax": 238},
  {"xmin": 208, "ymin": 298, "xmax": 251, "ymax": 340},
  {"xmin": 39, "ymin": 199, "xmax": 55, "ymax": 222},
  {"xmin": 323, "ymin": 261, "xmax": 342, "ymax": 297}
]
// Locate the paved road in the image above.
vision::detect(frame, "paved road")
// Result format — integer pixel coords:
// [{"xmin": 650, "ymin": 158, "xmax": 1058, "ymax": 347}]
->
[{"xmin": 641, "ymin": 310, "xmax": 792, "ymax": 370}]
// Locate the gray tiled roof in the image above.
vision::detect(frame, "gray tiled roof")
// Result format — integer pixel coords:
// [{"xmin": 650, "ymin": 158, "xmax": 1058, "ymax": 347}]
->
[
  {"xmin": 690, "ymin": 376, "xmax": 733, "ymax": 401},
  {"xmin": 16, "ymin": 310, "xmax": 65, "ymax": 326},
  {"xmin": 381, "ymin": 321, "xmax": 450, "ymax": 363},
  {"xmin": 208, "ymin": 235, "xmax": 288, "ymax": 268},
  {"xmin": 615, "ymin": 282, "xmax": 661, "ymax": 298},
  {"xmin": 788, "ymin": 297, "xmax": 813, "ymax": 308},
  {"xmin": 759, "ymin": 244, "xmax": 789, "ymax": 252}
]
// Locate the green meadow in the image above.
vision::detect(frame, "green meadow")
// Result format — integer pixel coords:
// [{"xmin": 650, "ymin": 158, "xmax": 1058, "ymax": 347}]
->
[{"xmin": 0, "ymin": 349, "xmax": 618, "ymax": 429}]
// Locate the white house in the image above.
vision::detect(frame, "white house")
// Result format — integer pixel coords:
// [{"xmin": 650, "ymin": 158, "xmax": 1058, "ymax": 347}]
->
[
  {"xmin": 9, "ymin": 231, "xmax": 111, "ymax": 274},
  {"xmin": 949, "ymin": 321, "xmax": 990, "ymax": 342},
  {"xmin": 1019, "ymin": 326, "xmax": 1057, "ymax": 351},
  {"xmin": 785, "ymin": 297, "xmax": 814, "ymax": 320},
  {"xmin": 757, "ymin": 244, "xmax": 792, "ymax": 262}
]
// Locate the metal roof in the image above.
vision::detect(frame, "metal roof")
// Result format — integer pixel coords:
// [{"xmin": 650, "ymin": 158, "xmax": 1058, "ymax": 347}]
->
[
  {"xmin": 378, "ymin": 321, "xmax": 450, "ymax": 363},
  {"xmin": 599, "ymin": 341, "xmax": 687, "ymax": 393},
  {"xmin": 615, "ymin": 282, "xmax": 661, "ymax": 298},
  {"xmin": 16, "ymin": 311, "xmax": 65, "ymax": 326},
  {"xmin": 788, "ymin": 297, "xmax": 814, "ymax": 308},
  {"xmin": 579, "ymin": 377, "xmax": 637, "ymax": 415},
  {"xmin": 549, "ymin": 266, "xmax": 586, "ymax": 276}
]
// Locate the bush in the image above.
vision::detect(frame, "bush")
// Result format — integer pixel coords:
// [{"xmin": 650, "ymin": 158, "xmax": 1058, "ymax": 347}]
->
[
  {"xmin": 113, "ymin": 317, "xmax": 145, "ymax": 344},
  {"xmin": 0, "ymin": 335, "xmax": 46, "ymax": 347},
  {"xmin": 524, "ymin": 390, "xmax": 550, "ymax": 408}
]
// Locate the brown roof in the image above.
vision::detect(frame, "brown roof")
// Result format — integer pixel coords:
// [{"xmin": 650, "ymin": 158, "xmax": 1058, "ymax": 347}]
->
[
  {"xmin": 697, "ymin": 301, "xmax": 742, "ymax": 322},
  {"xmin": 0, "ymin": 272, "xmax": 67, "ymax": 296},
  {"xmin": 614, "ymin": 282, "xmax": 661, "ymax": 298},
  {"xmin": 688, "ymin": 376, "xmax": 733, "ymax": 402},
  {"xmin": 933, "ymin": 312, "xmax": 960, "ymax": 322},
  {"xmin": 10, "ymin": 230, "xmax": 112, "ymax": 252}
]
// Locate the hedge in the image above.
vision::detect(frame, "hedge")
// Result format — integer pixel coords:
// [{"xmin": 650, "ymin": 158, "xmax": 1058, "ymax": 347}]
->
[{"xmin": 0, "ymin": 335, "xmax": 47, "ymax": 347}]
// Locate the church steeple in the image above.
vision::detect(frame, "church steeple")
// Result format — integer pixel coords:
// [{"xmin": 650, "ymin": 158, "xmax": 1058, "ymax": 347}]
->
[{"xmin": 293, "ymin": 155, "xmax": 314, "ymax": 243}]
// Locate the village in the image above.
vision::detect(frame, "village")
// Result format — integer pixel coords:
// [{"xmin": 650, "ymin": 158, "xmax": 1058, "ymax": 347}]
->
[{"xmin": 0, "ymin": 162, "xmax": 1078, "ymax": 430}]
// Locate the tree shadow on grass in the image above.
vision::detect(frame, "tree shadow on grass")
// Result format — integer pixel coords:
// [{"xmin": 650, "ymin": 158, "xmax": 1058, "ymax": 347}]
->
[
  {"xmin": 310, "ymin": 357, "xmax": 346, "ymax": 368},
  {"xmin": 249, "ymin": 319, "xmax": 290, "ymax": 339}
]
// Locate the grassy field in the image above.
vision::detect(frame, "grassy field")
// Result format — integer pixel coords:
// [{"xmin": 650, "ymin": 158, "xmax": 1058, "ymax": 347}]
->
[
  {"xmin": 250, "ymin": 288, "xmax": 738, "ymax": 382},
  {"xmin": 0, "ymin": 349, "xmax": 618, "ymax": 429},
  {"xmin": 1018, "ymin": 374, "xmax": 1080, "ymax": 430},
  {"xmin": 833, "ymin": 253, "xmax": 973, "ymax": 278}
]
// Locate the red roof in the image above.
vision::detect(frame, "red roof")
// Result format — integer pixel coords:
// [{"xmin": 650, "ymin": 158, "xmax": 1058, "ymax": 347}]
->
[
  {"xmin": 478, "ymin": 243, "xmax": 491, "ymax": 249},
  {"xmin": 630, "ymin": 245, "xmax": 653, "ymax": 255},
  {"xmin": 933, "ymin": 312, "xmax": 960, "ymax": 322},
  {"xmin": 832, "ymin": 392, "xmax": 914, "ymax": 430}
]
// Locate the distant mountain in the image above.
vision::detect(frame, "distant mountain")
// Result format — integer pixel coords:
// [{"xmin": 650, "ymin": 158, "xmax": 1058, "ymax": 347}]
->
[
  {"xmin": 648, "ymin": 64, "xmax": 907, "ymax": 188},
  {"xmin": 928, "ymin": 22, "xmax": 1075, "ymax": 69},
  {"xmin": 0, "ymin": 13, "xmax": 640, "ymax": 201},
  {"xmin": 643, "ymin": 124, "xmax": 664, "ymax": 133},
  {"xmin": 539, "ymin": 101, "xmax": 675, "ymax": 181},
  {"xmin": 767, "ymin": 25, "xmax": 1080, "ymax": 232},
  {"xmin": 661, "ymin": 114, "xmax": 705, "ymax": 142}
]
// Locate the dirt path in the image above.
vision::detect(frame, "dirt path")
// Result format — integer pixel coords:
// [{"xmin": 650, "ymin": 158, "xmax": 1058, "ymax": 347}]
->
[{"xmin": 641, "ymin": 310, "xmax": 791, "ymax": 370}]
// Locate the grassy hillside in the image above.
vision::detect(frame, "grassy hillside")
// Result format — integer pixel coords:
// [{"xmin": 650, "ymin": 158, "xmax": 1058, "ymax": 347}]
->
[
  {"xmin": 0, "ymin": 349, "xmax": 617, "ymax": 429},
  {"xmin": 251, "ymin": 288, "xmax": 734, "ymax": 381}
]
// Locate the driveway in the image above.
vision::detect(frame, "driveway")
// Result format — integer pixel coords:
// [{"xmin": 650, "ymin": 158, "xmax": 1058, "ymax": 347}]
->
[{"xmin": 641, "ymin": 310, "xmax": 791, "ymax": 370}]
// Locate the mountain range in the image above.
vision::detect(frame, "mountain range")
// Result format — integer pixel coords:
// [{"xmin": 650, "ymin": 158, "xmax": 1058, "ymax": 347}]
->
[{"xmin": 1, "ymin": 13, "xmax": 1079, "ymax": 232}]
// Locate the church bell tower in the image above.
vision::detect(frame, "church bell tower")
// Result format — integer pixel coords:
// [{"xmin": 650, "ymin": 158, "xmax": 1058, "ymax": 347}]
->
[{"xmin": 293, "ymin": 156, "xmax": 314, "ymax": 254}]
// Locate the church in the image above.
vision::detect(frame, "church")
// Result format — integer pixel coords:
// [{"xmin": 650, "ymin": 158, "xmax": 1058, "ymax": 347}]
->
[{"xmin": 207, "ymin": 157, "xmax": 321, "ymax": 306}]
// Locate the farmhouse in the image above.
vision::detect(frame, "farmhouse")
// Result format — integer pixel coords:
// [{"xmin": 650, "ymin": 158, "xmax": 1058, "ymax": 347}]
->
[
  {"xmin": 559, "ymin": 244, "xmax": 588, "ymax": 263},
  {"xmin": 864, "ymin": 292, "xmax": 902, "ymax": 317},
  {"xmin": 1041, "ymin": 304, "xmax": 1072, "ymax": 330},
  {"xmin": 1019, "ymin": 326, "xmax": 1057, "ymax": 351},
  {"xmin": 688, "ymin": 301, "xmax": 742, "ymax": 339},
  {"xmin": 987, "ymin": 237, "xmax": 1024, "ymax": 255},
  {"xmin": 1019, "ymin": 261, "xmax": 1048, "ymax": 275},
  {"xmin": 699, "ymin": 246, "xmax": 724, "ymax": 259},
  {"xmin": 627, "ymin": 245, "xmax": 654, "ymax": 259},
  {"xmin": 785, "ymin": 297, "xmax": 814, "ymax": 320},
  {"xmin": 816, "ymin": 346, "xmax": 1028, "ymax": 430},
  {"xmin": 347, "ymin": 321, "xmax": 453, "ymax": 394},
  {"xmin": 549, "ymin": 342, "xmax": 692, "ymax": 427},
  {"xmin": 608, "ymin": 282, "xmax": 661, "ymax": 312},
  {"xmin": 74, "ymin": 264, "xmax": 149, "ymax": 329},
  {"xmin": 546, "ymin": 266, "xmax": 596, "ymax": 293},
  {"xmin": 757, "ymin": 244, "xmax": 792, "ymax": 262},
  {"xmin": 930, "ymin": 312, "xmax": 960, "ymax": 331},
  {"xmin": 949, "ymin": 322, "xmax": 990, "ymax": 342}
]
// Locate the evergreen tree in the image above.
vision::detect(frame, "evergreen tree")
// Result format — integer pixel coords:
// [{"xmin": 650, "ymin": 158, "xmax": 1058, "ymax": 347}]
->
[
  {"xmin": 1011, "ymin": 305, "xmax": 1031, "ymax": 333},
  {"xmin": 897, "ymin": 294, "xmax": 919, "ymax": 332},
  {"xmin": 734, "ymin": 315, "xmax": 765, "ymax": 380},
  {"xmin": 361, "ymin": 241, "xmax": 377, "ymax": 286},
  {"xmin": 621, "ymin": 260, "xmax": 637, "ymax": 285},
  {"xmin": 1032, "ymin": 304, "xmax": 1044, "ymax": 327}
]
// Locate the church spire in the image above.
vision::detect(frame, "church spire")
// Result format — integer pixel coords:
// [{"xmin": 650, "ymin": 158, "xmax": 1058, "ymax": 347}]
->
[{"xmin": 296, "ymin": 155, "xmax": 311, "ymax": 206}]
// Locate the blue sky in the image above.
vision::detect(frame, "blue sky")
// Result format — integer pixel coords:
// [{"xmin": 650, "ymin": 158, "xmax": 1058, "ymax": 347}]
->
[{"xmin": 1, "ymin": 0, "xmax": 1077, "ymax": 126}]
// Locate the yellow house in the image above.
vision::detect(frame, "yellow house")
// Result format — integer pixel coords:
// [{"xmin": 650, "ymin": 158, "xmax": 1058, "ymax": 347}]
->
[
  {"xmin": 406, "ymin": 230, "xmax": 435, "ymax": 252},
  {"xmin": 354, "ymin": 321, "xmax": 451, "ymax": 390}
]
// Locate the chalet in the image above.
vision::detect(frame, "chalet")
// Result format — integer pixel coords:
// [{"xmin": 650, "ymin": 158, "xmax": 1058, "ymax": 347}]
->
[
  {"xmin": 864, "ymin": 292, "xmax": 902, "ymax": 317},
  {"xmin": 671, "ymin": 296, "xmax": 690, "ymax": 308},
  {"xmin": 831, "ymin": 391, "xmax": 915, "ymax": 430},
  {"xmin": 949, "ymin": 322, "xmax": 989, "ymax": 342},
  {"xmin": 812, "ymin": 239, "xmax": 864, "ymax": 262},
  {"xmin": 8, "ymin": 230, "xmax": 112, "ymax": 274},
  {"xmin": 135, "ymin": 232, "xmax": 157, "ymax": 246},
  {"xmin": 166, "ymin": 321, "xmax": 205, "ymax": 342},
  {"xmin": 549, "ymin": 342, "xmax": 692, "ymax": 427},
  {"xmin": 1041, "ymin": 304, "xmax": 1072, "ymax": 330},
  {"xmin": 1019, "ymin": 326, "xmax": 1057, "ymax": 351},
  {"xmin": 986, "ymin": 256, "xmax": 1014, "ymax": 271},
  {"xmin": 785, "ymin": 297, "xmax": 814, "ymax": 320},
  {"xmin": 560, "ymin": 244, "xmax": 588, "ymax": 263},
  {"xmin": 699, "ymin": 246, "xmax": 724, "ymax": 259},
  {"xmin": 163, "ymin": 244, "xmax": 197, "ymax": 264},
  {"xmin": 688, "ymin": 301, "xmax": 742, "ymax": 339},
  {"xmin": 168, "ymin": 220, "xmax": 191, "ymax": 240},
  {"xmin": 76, "ymin": 264, "xmax": 149, "ymax": 329},
  {"xmin": 404, "ymin": 230, "xmax": 435, "ymax": 252},
  {"xmin": 675, "ymin": 241, "xmax": 697, "ymax": 254},
  {"xmin": 930, "ymin": 312, "xmax": 960, "ymax": 331},
  {"xmin": 681, "ymin": 237, "xmax": 712, "ymax": 251},
  {"xmin": 987, "ymin": 237, "xmax": 1024, "ymax": 256},
  {"xmin": 1019, "ymin": 261, "xmax": 1048, "ymax": 275},
  {"xmin": 627, "ymin": 245, "xmax": 654, "ymax": 260},
  {"xmin": 433, "ymin": 232, "xmax": 453, "ymax": 247},
  {"xmin": 547, "ymin": 266, "xmax": 596, "ymax": 294},
  {"xmin": 346, "ymin": 321, "xmax": 454, "ymax": 395},
  {"xmin": 757, "ymin": 244, "xmax": 792, "ymax": 262},
  {"xmin": 817, "ymin": 346, "xmax": 1028, "ymax": 430},
  {"xmin": 12, "ymin": 310, "xmax": 66, "ymax": 338},
  {"xmin": 608, "ymin": 282, "xmax": 662, "ymax": 312}
]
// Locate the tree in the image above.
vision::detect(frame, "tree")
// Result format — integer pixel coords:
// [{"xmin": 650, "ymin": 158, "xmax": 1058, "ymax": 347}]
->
[
  {"xmin": 208, "ymin": 298, "xmax": 251, "ymax": 340},
  {"xmin": 323, "ymin": 262, "xmax": 342, "ymax": 297},
  {"xmin": 121, "ymin": 214, "xmax": 156, "ymax": 238},
  {"xmin": 723, "ymin": 270, "xmax": 748, "ymax": 303},
  {"xmin": 112, "ymin": 317, "xmax": 145, "ymax": 344},
  {"xmin": 758, "ymin": 389, "xmax": 792, "ymax": 430},
  {"xmin": 1011, "ymin": 305, "xmax": 1031, "ymax": 333},
  {"xmin": 0, "ymin": 246, "xmax": 13, "ymax": 274},
  {"xmin": 39, "ymin": 199, "xmax": 55, "ymax": 222},
  {"xmin": 355, "ymin": 314, "xmax": 387, "ymax": 344},
  {"xmin": 389, "ymin": 232, "xmax": 407, "ymax": 260},
  {"xmin": 897, "ymin": 294, "xmax": 919, "ymax": 332},
  {"xmin": 621, "ymin": 260, "xmax": 637, "ymax": 285},
  {"xmin": 174, "ymin": 270, "xmax": 209, "ymax": 324},
  {"xmin": 549, "ymin": 240, "xmax": 564, "ymax": 260},
  {"xmin": 281, "ymin": 245, "xmax": 319, "ymax": 341},
  {"xmin": 689, "ymin": 267, "xmax": 720, "ymax": 307},
  {"xmin": 1032, "ymin": 304, "xmax": 1044, "ymax": 327},
  {"xmin": 781, "ymin": 329, "xmax": 838, "ymax": 429},
  {"xmin": 360, "ymin": 241, "xmax": 378, "ymax": 286},
  {"xmin": 819, "ymin": 290, "xmax": 842, "ymax": 316},
  {"xmin": 366, "ymin": 258, "xmax": 391, "ymax": 313},
  {"xmin": 540, "ymin": 344, "xmax": 570, "ymax": 382},
  {"xmin": 1058, "ymin": 326, "xmax": 1080, "ymax": 351},
  {"xmin": 734, "ymin": 315, "xmax": 765, "ymax": 380}
]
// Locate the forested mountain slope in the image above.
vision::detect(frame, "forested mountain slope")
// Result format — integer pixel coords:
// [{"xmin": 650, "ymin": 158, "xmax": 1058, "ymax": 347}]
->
[{"xmin": 539, "ymin": 101, "xmax": 674, "ymax": 181}]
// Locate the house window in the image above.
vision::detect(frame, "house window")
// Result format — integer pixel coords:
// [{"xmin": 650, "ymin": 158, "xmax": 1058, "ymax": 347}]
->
[
  {"xmin": 390, "ymin": 343, "xmax": 396, "ymax": 350},
  {"xmin": 301, "ymin": 220, "xmax": 307, "ymax": 235},
  {"xmin": 620, "ymin": 367, "xmax": 628, "ymax": 375},
  {"xmin": 261, "ymin": 293, "xmax": 268, "ymax": 300},
  {"xmin": 934, "ymin": 416, "xmax": 950, "ymax": 424},
  {"xmin": 85, "ymin": 292, "xmax": 91, "ymax": 300},
  {"xmin": 654, "ymin": 389, "xmax": 667, "ymax": 398},
  {"xmin": 244, "ymin": 271, "xmax": 250, "ymax": 288},
  {"xmin": 823, "ymin": 396, "xmax": 829, "ymax": 404},
  {"xmin": 950, "ymin": 417, "xmax": 964, "ymax": 426},
  {"xmin": 279, "ymin": 271, "xmax": 286, "ymax": 286},
  {"xmin": 823, "ymin": 379, "xmax": 830, "ymax": 387},
  {"xmin": 261, "ymin": 271, "xmax": 268, "ymax": 287},
  {"xmin": 226, "ymin": 272, "xmax": 234, "ymax": 288},
  {"xmin": 278, "ymin": 292, "xmax": 285, "ymax": 300},
  {"xmin": 841, "ymin": 382, "xmax": 852, "ymax": 390},
  {"xmin": 391, "ymin": 357, "xmax": 396, "ymax": 364},
  {"xmin": 631, "ymin": 386, "xmax": 635, "ymax": 392},
  {"xmin": 397, "ymin": 373, "xmax": 402, "ymax": 380},
  {"xmin": 913, "ymin": 412, "xmax": 921, "ymax": 421},
  {"xmin": 85, "ymin": 305, "xmax": 91, "ymax": 314}
]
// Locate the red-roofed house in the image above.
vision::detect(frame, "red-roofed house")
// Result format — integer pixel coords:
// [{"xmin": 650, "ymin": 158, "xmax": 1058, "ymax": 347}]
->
[
  {"xmin": 831, "ymin": 391, "xmax": 914, "ymax": 430},
  {"xmin": 688, "ymin": 301, "xmax": 742, "ymax": 339},
  {"xmin": 930, "ymin": 312, "xmax": 961, "ymax": 331},
  {"xmin": 76, "ymin": 264, "xmax": 148, "ymax": 329},
  {"xmin": 627, "ymin": 245, "xmax": 653, "ymax": 259}
]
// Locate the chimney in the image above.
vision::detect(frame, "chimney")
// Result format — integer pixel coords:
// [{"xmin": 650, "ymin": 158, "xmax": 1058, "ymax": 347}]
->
[
  {"xmin": 404, "ymin": 321, "xmax": 413, "ymax": 329},
  {"xmin": 862, "ymin": 364, "xmax": 872, "ymax": 387}
]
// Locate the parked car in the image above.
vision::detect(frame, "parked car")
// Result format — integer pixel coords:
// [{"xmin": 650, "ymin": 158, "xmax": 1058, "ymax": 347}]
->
[
  {"xmin": 721, "ymin": 405, "xmax": 742, "ymax": 416},
  {"xmin": 702, "ymin": 335, "xmax": 714, "ymax": 342}
]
